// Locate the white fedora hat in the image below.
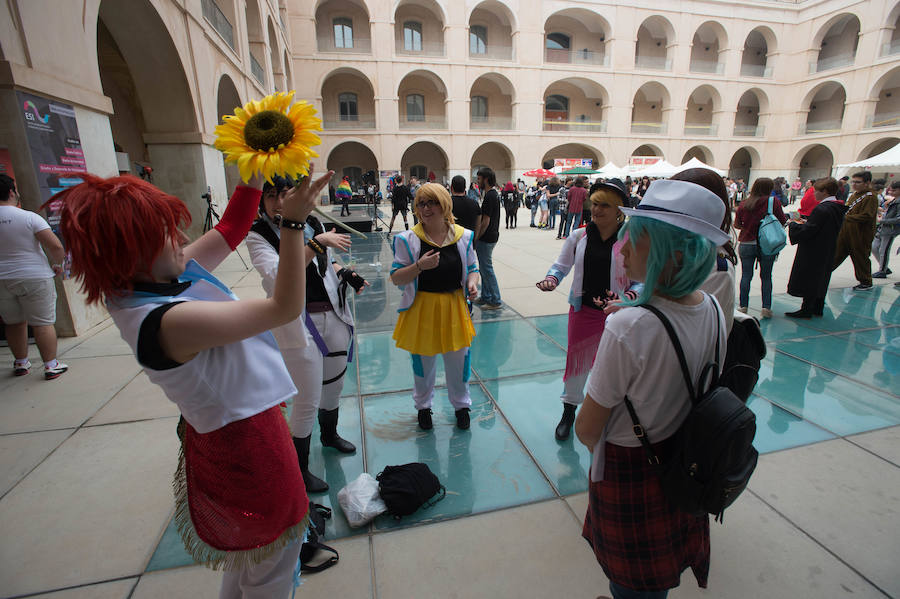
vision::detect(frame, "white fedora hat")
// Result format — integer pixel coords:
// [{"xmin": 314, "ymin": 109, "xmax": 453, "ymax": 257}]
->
[{"xmin": 620, "ymin": 179, "xmax": 730, "ymax": 246}]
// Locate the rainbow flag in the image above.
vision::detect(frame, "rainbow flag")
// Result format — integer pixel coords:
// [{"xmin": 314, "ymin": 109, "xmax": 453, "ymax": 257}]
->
[{"xmin": 336, "ymin": 180, "xmax": 352, "ymax": 199}]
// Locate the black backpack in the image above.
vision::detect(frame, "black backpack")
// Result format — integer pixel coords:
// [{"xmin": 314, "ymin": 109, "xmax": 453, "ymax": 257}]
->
[
  {"xmin": 721, "ymin": 315, "xmax": 766, "ymax": 402},
  {"xmin": 624, "ymin": 301, "xmax": 758, "ymax": 522},
  {"xmin": 376, "ymin": 462, "xmax": 446, "ymax": 518}
]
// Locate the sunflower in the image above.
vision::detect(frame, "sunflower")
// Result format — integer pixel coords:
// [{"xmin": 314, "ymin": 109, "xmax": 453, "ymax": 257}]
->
[{"xmin": 214, "ymin": 91, "xmax": 322, "ymax": 183}]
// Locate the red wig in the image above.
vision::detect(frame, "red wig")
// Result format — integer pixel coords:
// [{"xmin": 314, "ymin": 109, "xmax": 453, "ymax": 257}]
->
[{"xmin": 44, "ymin": 174, "xmax": 191, "ymax": 304}]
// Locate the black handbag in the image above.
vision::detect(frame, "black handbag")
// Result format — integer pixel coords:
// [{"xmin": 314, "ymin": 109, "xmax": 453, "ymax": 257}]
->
[
  {"xmin": 299, "ymin": 503, "xmax": 339, "ymax": 573},
  {"xmin": 376, "ymin": 462, "xmax": 446, "ymax": 519}
]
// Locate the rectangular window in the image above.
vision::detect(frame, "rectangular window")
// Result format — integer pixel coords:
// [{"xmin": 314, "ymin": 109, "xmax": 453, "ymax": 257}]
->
[
  {"xmin": 406, "ymin": 94, "xmax": 425, "ymax": 121},
  {"xmin": 471, "ymin": 96, "xmax": 488, "ymax": 122},
  {"xmin": 404, "ymin": 22, "xmax": 422, "ymax": 52},
  {"xmin": 470, "ymin": 25, "xmax": 487, "ymax": 55},
  {"xmin": 334, "ymin": 18, "xmax": 353, "ymax": 49}
]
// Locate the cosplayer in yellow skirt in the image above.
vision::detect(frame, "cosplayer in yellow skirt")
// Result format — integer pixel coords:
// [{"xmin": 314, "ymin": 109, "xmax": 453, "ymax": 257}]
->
[{"xmin": 390, "ymin": 183, "xmax": 479, "ymax": 430}]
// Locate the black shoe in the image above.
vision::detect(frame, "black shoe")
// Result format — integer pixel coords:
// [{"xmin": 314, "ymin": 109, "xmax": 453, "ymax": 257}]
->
[
  {"xmin": 872, "ymin": 271, "xmax": 887, "ymax": 279},
  {"xmin": 455, "ymin": 408, "xmax": 470, "ymax": 430},
  {"xmin": 555, "ymin": 403, "xmax": 577, "ymax": 441},
  {"xmin": 853, "ymin": 283, "xmax": 873, "ymax": 291},
  {"xmin": 418, "ymin": 408, "xmax": 433, "ymax": 430},
  {"xmin": 785, "ymin": 309, "xmax": 812, "ymax": 319},
  {"xmin": 292, "ymin": 436, "xmax": 329, "ymax": 493},
  {"xmin": 318, "ymin": 408, "xmax": 356, "ymax": 454}
]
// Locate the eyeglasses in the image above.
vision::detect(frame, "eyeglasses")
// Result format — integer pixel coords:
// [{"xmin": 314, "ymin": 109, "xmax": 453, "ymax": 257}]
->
[{"xmin": 416, "ymin": 199, "xmax": 440, "ymax": 210}]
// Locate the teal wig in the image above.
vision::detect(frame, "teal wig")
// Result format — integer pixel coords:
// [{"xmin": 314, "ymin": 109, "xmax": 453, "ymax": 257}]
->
[{"xmin": 619, "ymin": 216, "xmax": 716, "ymax": 305}]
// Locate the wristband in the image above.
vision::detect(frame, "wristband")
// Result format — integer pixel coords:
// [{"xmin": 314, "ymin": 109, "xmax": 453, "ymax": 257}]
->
[
  {"xmin": 280, "ymin": 218, "xmax": 305, "ymax": 231},
  {"xmin": 214, "ymin": 186, "xmax": 261, "ymax": 250},
  {"xmin": 307, "ymin": 238, "xmax": 326, "ymax": 255}
]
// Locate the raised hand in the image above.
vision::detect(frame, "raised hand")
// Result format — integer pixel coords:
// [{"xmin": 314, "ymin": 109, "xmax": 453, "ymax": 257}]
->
[
  {"xmin": 317, "ymin": 227, "xmax": 352, "ymax": 252},
  {"xmin": 282, "ymin": 165, "xmax": 332, "ymax": 222}
]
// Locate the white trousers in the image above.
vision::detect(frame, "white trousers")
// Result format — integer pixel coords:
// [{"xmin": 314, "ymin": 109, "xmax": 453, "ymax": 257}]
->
[
  {"xmin": 284, "ymin": 310, "xmax": 352, "ymax": 438},
  {"xmin": 219, "ymin": 540, "xmax": 301, "ymax": 599},
  {"xmin": 412, "ymin": 347, "xmax": 472, "ymax": 410},
  {"xmin": 560, "ymin": 370, "xmax": 589, "ymax": 406}
]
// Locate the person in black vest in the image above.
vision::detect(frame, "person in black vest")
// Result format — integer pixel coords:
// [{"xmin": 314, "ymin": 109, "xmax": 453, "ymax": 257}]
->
[
  {"xmin": 389, "ymin": 175, "xmax": 412, "ymax": 234},
  {"xmin": 450, "ymin": 175, "xmax": 480, "ymax": 233},
  {"xmin": 246, "ymin": 176, "xmax": 368, "ymax": 493},
  {"xmin": 786, "ymin": 177, "xmax": 848, "ymax": 318},
  {"xmin": 475, "ymin": 167, "xmax": 502, "ymax": 309}
]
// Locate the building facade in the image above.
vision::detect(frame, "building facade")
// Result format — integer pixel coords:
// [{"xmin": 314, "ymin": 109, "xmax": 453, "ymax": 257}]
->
[{"xmin": 0, "ymin": 0, "xmax": 898, "ymax": 332}]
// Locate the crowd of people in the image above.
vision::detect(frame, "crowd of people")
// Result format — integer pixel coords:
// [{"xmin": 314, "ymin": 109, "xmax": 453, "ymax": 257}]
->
[{"xmin": 2, "ymin": 158, "xmax": 896, "ymax": 599}]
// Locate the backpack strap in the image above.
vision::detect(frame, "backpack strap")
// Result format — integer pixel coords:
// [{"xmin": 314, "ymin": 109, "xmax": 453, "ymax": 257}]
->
[
  {"xmin": 640, "ymin": 303, "xmax": 696, "ymax": 400},
  {"xmin": 767, "ymin": 195, "xmax": 774, "ymax": 216}
]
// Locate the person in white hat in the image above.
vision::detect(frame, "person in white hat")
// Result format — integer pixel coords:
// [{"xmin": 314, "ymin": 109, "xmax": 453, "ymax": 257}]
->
[{"xmin": 574, "ymin": 179, "xmax": 729, "ymax": 599}]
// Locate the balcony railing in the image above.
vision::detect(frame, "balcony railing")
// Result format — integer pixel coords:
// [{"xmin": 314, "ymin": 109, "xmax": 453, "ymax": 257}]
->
[
  {"xmin": 399, "ymin": 115, "xmax": 447, "ymax": 129},
  {"xmin": 316, "ymin": 37, "xmax": 372, "ymax": 54},
  {"xmin": 689, "ymin": 60, "xmax": 724, "ymax": 75},
  {"xmin": 883, "ymin": 40, "xmax": 900, "ymax": 57},
  {"xmin": 635, "ymin": 55, "xmax": 672, "ymax": 71},
  {"xmin": 631, "ymin": 122, "xmax": 667, "ymax": 134},
  {"xmin": 740, "ymin": 63, "xmax": 773, "ymax": 78},
  {"xmin": 323, "ymin": 116, "xmax": 377, "ymax": 130},
  {"xmin": 250, "ymin": 54, "xmax": 265, "ymax": 86},
  {"xmin": 396, "ymin": 40, "xmax": 446, "ymax": 57},
  {"xmin": 799, "ymin": 120, "xmax": 843, "ymax": 135},
  {"xmin": 733, "ymin": 124, "xmax": 765, "ymax": 137},
  {"xmin": 684, "ymin": 123, "xmax": 718, "ymax": 136},
  {"xmin": 544, "ymin": 48, "xmax": 609, "ymax": 66},
  {"xmin": 471, "ymin": 116, "xmax": 514, "ymax": 130},
  {"xmin": 469, "ymin": 45, "xmax": 514, "ymax": 61},
  {"xmin": 809, "ymin": 52, "xmax": 855, "ymax": 74},
  {"xmin": 865, "ymin": 112, "xmax": 900, "ymax": 128},
  {"xmin": 201, "ymin": 0, "xmax": 234, "ymax": 49},
  {"xmin": 542, "ymin": 119, "xmax": 607, "ymax": 133}
]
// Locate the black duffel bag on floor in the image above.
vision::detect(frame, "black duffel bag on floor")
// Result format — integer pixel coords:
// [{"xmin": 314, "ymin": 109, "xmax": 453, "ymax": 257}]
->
[{"xmin": 376, "ymin": 462, "xmax": 446, "ymax": 519}]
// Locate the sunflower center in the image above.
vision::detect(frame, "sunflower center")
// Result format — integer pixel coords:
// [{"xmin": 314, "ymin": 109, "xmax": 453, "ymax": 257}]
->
[{"xmin": 243, "ymin": 110, "xmax": 294, "ymax": 151}]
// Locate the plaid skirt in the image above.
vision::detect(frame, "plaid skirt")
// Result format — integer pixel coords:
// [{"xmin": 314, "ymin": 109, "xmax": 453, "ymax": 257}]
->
[{"xmin": 582, "ymin": 439, "xmax": 710, "ymax": 592}]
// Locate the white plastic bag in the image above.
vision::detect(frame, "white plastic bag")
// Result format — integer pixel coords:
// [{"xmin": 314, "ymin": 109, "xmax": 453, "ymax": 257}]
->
[{"xmin": 338, "ymin": 473, "xmax": 387, "ymax": 527}]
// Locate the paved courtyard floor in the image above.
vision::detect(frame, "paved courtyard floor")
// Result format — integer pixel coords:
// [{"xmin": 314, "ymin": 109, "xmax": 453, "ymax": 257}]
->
[{"xmin": 1, "ymin": 206, "xmax": 899, "ymax": 598}]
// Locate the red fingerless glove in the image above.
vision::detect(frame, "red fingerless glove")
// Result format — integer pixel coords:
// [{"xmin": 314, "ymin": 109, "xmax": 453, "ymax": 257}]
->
[{"xmin": 214, "ymin": 185, "xmax": 262, "ymax": 250}]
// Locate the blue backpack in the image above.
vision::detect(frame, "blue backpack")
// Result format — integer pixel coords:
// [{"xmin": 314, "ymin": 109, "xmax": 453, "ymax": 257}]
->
[{"xmin": 757, "ymin": 196, "xmax": 786, "ymax": 256}]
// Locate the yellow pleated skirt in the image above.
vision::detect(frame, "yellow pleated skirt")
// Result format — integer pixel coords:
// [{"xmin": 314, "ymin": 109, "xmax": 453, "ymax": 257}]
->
[{"xmin": 393, "ymin": 289, "xmax": 476, "ymax": 356}]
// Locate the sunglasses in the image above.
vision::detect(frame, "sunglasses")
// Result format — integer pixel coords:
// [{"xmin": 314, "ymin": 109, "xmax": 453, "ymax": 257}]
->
[{"xmin": 416, "ymin": 199, "xmax": 440, "ymax": 210}]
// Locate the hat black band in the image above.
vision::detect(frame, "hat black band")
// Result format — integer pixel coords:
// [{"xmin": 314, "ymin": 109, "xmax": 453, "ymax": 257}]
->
[{"xmin": 635, "ymin": 204, "xmax": 691, "ymax": 217}]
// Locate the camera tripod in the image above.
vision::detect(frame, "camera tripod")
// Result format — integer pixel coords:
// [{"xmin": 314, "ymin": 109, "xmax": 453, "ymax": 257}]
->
[{"xmin": 202, "ymin": 190, "xmax": 249, "ymax": 269}]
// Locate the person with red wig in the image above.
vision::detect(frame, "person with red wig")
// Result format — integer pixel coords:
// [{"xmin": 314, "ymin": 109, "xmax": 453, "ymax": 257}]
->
[{"xmin": 48, "ymin": 167, "xmax": 331, "ymax": 598}]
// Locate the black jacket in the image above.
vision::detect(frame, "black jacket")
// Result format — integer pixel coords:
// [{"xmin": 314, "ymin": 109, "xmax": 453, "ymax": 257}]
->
[{"xmin": 787, "ymin": 200, "xmax": 847, "ymax": 298}]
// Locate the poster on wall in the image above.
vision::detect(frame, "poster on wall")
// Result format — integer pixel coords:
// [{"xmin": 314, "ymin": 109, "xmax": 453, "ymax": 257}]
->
[
  {"xmin": 628, "ymin": 156, "xmax": 661, "ymax": 168},
  {"xmin": 16, "ymin": 91, "xmax": 85, "ymax": 229},
  {"xmin": 553, "ymin": 158, "xmax": 594, "ymax": 170}
]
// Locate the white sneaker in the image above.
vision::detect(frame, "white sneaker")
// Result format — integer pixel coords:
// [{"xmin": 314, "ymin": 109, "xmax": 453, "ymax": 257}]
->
[
  {"xmin": 737, "ymin": 306, "xmax": 748, "ymax": 314},
  {"xmin": 760, "ymin": 308, "xmax": 773, "ymax": 319},
  {"xmin": 14, "ymin": 360, "xmax": 31, "ymax": 376},
  {"xmin": 44, "ymin": 362, "xmax": 68, "ymax": 380}
]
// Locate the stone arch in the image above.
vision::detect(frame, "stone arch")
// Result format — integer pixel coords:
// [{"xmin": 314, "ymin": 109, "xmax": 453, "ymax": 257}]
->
[
  {"xmin": 470, "ymin": 72, "xmax": 515, "ymax": 129},
  {"xmin": 543, "ymin": 7, "xmax": 610, "ymax": 65},
  {"xmin": 326, "ymin": 141, "xmax": 379, "ymax": 188},
  {"xmin": 216, "ymin": 75, "xmax": 243, "ymax": 195},
  {"xmin": 468, "ymin": 0, "xmax": 517, "ymax": 32},
  {"xmin": 471, "ymin": 141, "xmax": 515, "ymax": 185},
  {"xmin": 400, "ymin": 140, "xmax": 449, "ymax": 183},
  {"xmin": 690, "ymin": 20, "xmax": 728, "ymax": 74},
  {"xmin": 858, "ymin": 137, "xmax": 900, "ymax": 160},
  {"xmin": 320, "ymin": 67, "xmax": 376, "ymax": 128},
  {"xmin": 802, "ymin": 81, "xmax": 847, "ymax": 134},
  {"xmin": 631, "ymin": 81, "xmax": 671, "ymax": 134},
  {"xmin": 682, "ymin": 146, "xmax": 713, "ymax": 164},
  {"xmin": 397, "ymin": 69, "xmax": 448, "ymax": 127},
  {"xmin": 542, "ymin": 143, "xmax": 603, "ymax": 169},
  {"xmin": 543, "ymin": 77, "xmax": 608, "ymax": 132},
  {"xmin": 315, "ymin": 0, "xmax": 372, "ymax": 53},
  {"xmin": 393, "ymin": 0, "xmax": 445, "ymax": 55},
  {"xmin": 728, "ymin": 147, "xmax": 759, "ymax": 182},
  {"xmin": 632, "ymin": 144, "xmax": 664, "ymax": 158},
  {"xmin": 812, "ymin": 13, "xmax": 860, "ymax": 72},
  {"xmin": 867, "ymin": 66, "xmax": 900, "ymax": 128},
  {"xmin": 635, "ymin": 15, "xmax": 676, "ymax": 70},
  {"xmin": 794, "ymin": 144, "xmax": 834, "ymax": 180},
  {"xmin": 392, "ymin": 0, "xmax": 447, "ymax": 25},
  {"xmin": 685, "ymin": 84, "xmax": 722, "ymax": 135},
  {"xmin": 284, "ymin": 49, "xmax": 292, "ymax": 90},
  {"xmin": 267, "ymin": 17, "xmax": 281, "ymax": 91},
  {"xmin": 740, "ymin": 26, "xmax": 776, "ymax": 77},
  {"xmin": 734, "ymin": 88, "xmax": 769, "ymax": 136}
]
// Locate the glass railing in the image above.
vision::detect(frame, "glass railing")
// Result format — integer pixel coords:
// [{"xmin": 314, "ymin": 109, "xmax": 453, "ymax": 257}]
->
[
  {"xmin": 471, "ymin": 116, "xmax": 514, "ymax": 130},
  {"xmin": 882, "ymin": 40, "xmax": 900, "ymax": 56},
  {"xmin": 201, "ymin": 0, "xmax": 234, "ymax": 49},
  {"xmin": 399, "ymin": 115, "xmax": 447, "ymax": 129},
  {"xmin": 865, "ymin": 112, "xmax": 900, "ymax": 128},
  {"xmin": 809, "ymin": 52, "xmax": 855, "ymax": 74},
  {"xmin": 740, "ymin": 63, "xmax": 773, "ymax": 78},
  {"xmin": 323, "ymin": 116, "xmax": 377, "ymax": 129},
  {"xmin": 635, "ymin": 55, "xmax": 672, "ymax": 71},
  {"xmin": 469, "ymin": 45, "xmax": 514, "ymax": 61},
  {"xmin": 544, "ymin": 48, "xmax": 609, "ymax": 66},
  {"xmin": 689, "ymin": 60, "xmax": 724, "ymax": 74},
  {"xmin": 250, "ymin": 54, "xmax": 264, "ymax": 86},
  {"xmin": 395, "ymin": 40, "xmax": 446, "ymax": 57},
  {"xmin": 630, "ymin": 122, "xmax": 667, "ymax": 134},
  {"xmin": 733, "ymin": 124, "xmax": 764, "ymax": 137},
  {"xmin": 316, "ymin": 37, "xmax": 372, "ymax": 53},
  {"xmin": 684, "ymin": 123, "xmax": 718, "ymax": 136},
  {"xmin": 541, "ymin": 119, "xmax": 607, "ymax": 133},
  {"xmin": 799, "ymin": 120, "xmax": 843, "ymax": 135}
]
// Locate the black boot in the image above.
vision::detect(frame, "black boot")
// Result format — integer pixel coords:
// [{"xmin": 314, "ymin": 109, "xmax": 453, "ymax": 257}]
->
[
  {"xmin": 293, "ymin": 436, "xmax": 328, "ymax": 493},
  {"xmin": 786, "ymin": 298, "xmax": 813, "ymax": 319},
  {"xmin": 555, "ymin": 403, "xmax": 577, "ymax": 441},
  {"xmin": 318, "ymin": 408, "xmax": 356, "ymax": 454}
]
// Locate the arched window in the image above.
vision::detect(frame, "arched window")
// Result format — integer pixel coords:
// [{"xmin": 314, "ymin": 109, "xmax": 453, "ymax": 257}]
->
[
  {"xmin": 546, "ymin": 32, "xmax": 570, "ymax": 50},
  {"xmin": 471, "ymin": 96, "xmax": 488, "ymax": 122},
  {"xmin": 333, "ymin": 17, "xmax": 353, "ymax": 49},
  {"xmin": 470, "ymin": 25, "xmax": 487, "ymax": 55},
  {"xmin": 404, "ymin": 21, "xmax": 423, "ymax": 52},
  {"xmin": 406, "ymin": 94, "xmax": 425, "ymax": 121},
  {"xmin": 410, "ymin": 165, "xmax": 428, "ymax": 181},
  {"xmin": 338, "ymin": 92, "xmax": 358, "ymax": 121}
]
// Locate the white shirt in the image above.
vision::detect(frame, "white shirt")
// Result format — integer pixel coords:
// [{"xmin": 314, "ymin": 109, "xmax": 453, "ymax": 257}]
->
[
  {"xmin": 0, "ymin": 205, "xmax": 54, "ymax": 279},
  {"xmin": 585, "ymin": 294, "xmax": 727, "ymax": 481},
  {"xmin": 699, "ymin": 257, "xmax": 736, "ymax": 335}
]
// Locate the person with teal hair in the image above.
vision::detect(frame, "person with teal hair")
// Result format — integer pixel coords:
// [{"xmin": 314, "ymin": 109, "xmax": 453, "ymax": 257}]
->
[{"xmin": 574, "ymin": 179, "xmax": 730, "ymax": 599}]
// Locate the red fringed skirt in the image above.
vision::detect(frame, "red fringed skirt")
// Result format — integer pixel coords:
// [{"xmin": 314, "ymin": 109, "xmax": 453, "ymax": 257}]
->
[{"xmin": 582, "ymin": 439, "xmax": 710, "ymax": 592}]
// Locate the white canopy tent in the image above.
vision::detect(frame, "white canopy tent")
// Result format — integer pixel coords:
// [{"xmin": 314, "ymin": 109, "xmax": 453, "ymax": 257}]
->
[
  {"xmin": 836, "ymin": 142, "xmax": 900, "ymax": 170},
  {"xmin": 674, "ymin": 157, "xmax": 726, "ymax": 176},
  {"xmin": 632, "ymin": 160, "xmax": 679, "ymax": 178},
  {"xmin": 596, "ymin": 161, "xmax": 626, "ymax": 179}
]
